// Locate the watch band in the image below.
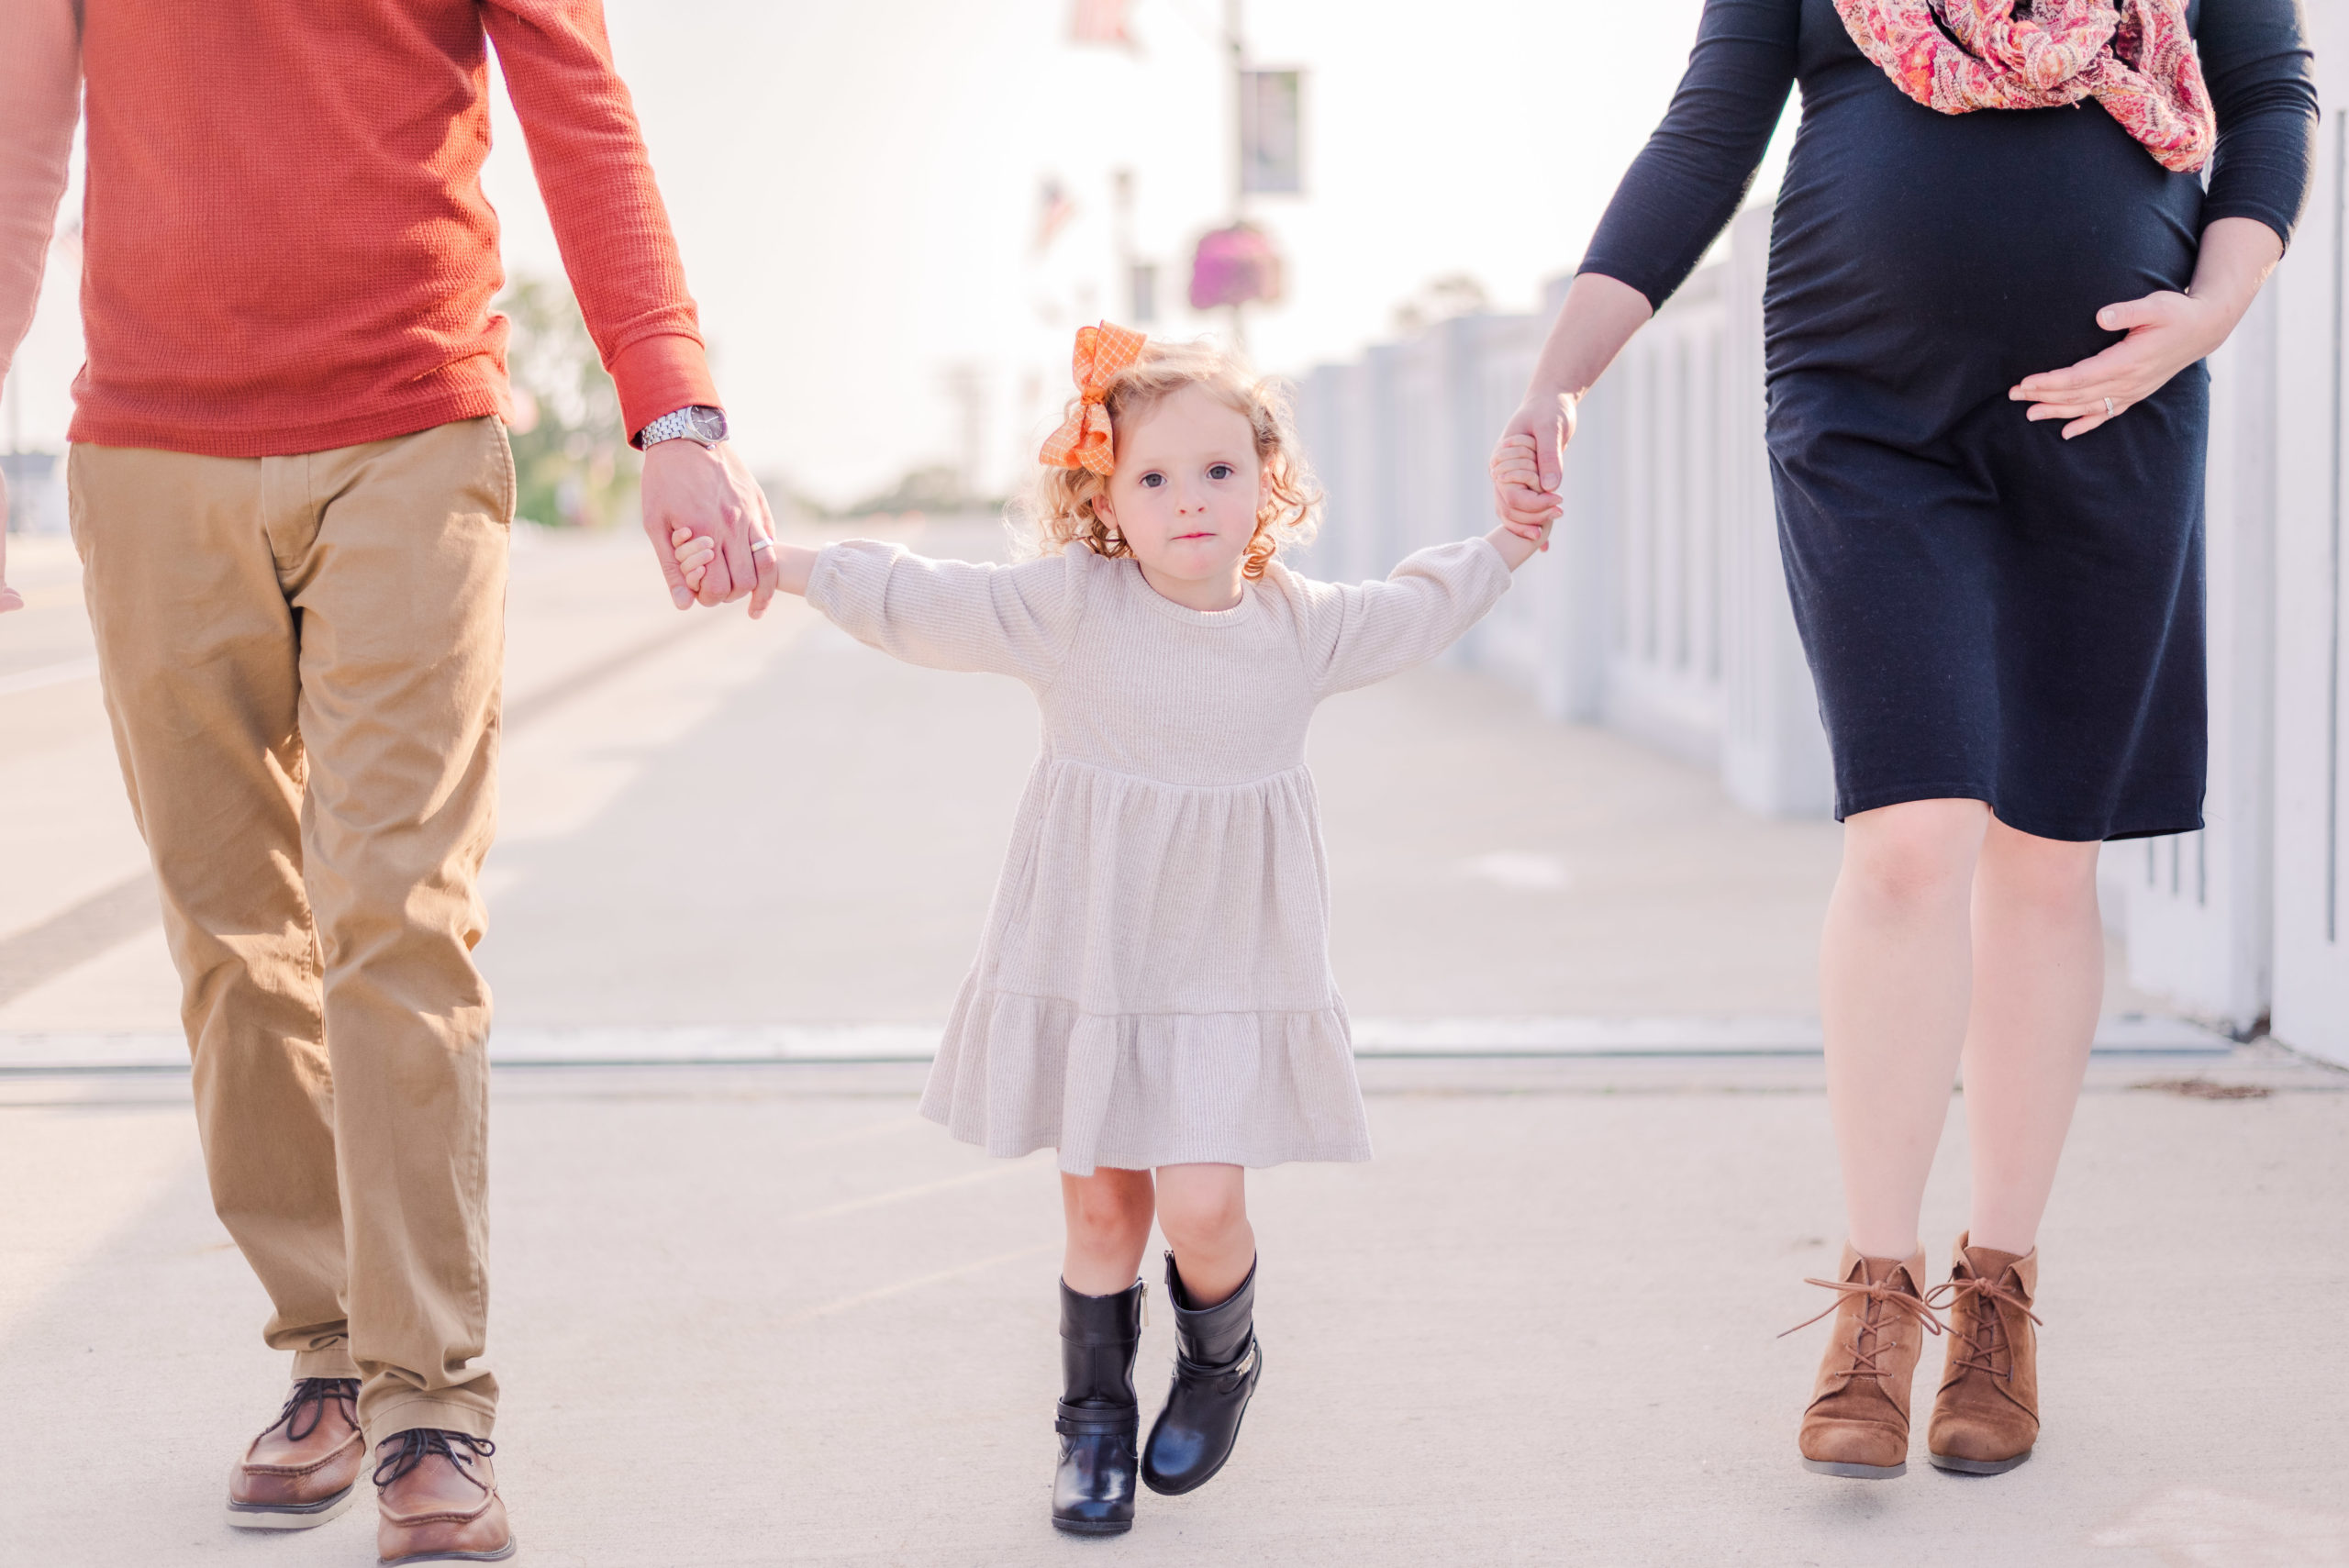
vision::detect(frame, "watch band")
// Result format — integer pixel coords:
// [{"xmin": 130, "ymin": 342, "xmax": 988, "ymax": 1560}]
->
[{"xmin": 634, "ymin": 405, "xmax": 729, "ymax": 449}]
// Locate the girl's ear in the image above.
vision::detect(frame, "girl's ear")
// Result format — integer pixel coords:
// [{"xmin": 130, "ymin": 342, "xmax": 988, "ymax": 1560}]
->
[{"xmin": 1092, "ymin": 485, "xmax": 1118, "ymax": 532}]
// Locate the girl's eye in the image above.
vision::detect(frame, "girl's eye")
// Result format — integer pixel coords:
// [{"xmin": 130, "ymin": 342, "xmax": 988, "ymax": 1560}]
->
[
  {"xmin": 1208, "ymin": 463, "xmax": 1234, "ymax": 481},
  {"xmin": 1139, "ymin": 473, "xmax": 1164, "ymax": 488}
]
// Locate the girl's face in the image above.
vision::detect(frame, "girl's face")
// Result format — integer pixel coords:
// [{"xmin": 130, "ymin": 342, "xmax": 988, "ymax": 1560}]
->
[{"xmin": 1096, "ymin": 383, "xmax": 1268, "ymax": 607}]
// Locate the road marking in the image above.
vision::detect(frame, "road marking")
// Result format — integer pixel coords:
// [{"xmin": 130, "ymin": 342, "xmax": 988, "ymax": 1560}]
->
[
  {"xmin": 1460, "ymin": 852, "xmax": 1571, "ymax": 891},
  {"xmin": 0, "ymin": 873, "xmax": 160, "ymax": 1010},
  {"xmin": 0, "ymin": 1015, "xmax": 2241, "ymax": 1073},
  {"xmin": 501, "ymin": 612, "xmax": 729, "ymax": 731},
  {"xmin": 776, "ymin": 1155, "xmax": 1048, "ymax": 1227},
  {"xmin": 0, "ymin": 656, "xmax": 98, "ymax": 698},
  {"xmin": 0, "ymin": 616, "xmax": 736, "ymax": 1007},
  {"xmin": 784, "ymin": 1241, "xmax": 1060, "ymax": 1324}
]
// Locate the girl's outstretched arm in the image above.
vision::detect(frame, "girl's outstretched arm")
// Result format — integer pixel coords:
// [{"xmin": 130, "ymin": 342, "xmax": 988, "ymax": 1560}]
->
[
  {"xmin": 696, "ymin": 531, "xmax": 1086, "ymax": 680},
  {"xmin": 1303, "ymin": 539, "xmax": 1520, "ymax": 697}
]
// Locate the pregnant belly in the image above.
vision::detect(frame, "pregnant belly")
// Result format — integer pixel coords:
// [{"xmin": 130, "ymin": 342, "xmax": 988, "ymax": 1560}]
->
[{"xmin": 1764, "ymin": 90, "xmax": 2202, "ymax": 407}]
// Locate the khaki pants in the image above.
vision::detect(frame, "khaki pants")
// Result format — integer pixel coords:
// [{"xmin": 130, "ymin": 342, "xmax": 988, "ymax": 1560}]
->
[{"xmin": 70, "ymin": 417, "xmax": 512, "ymax": 1443}]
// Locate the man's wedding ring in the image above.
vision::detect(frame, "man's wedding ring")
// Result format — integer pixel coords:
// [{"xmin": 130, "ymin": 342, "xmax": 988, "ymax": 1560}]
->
[
  {"xmin": 2103, "ymin": 396, "xmax": 2116, "ymax": 417},
  {"xmin": 750, "ymin": 538, "xmax": 774, "ymax": 554}
]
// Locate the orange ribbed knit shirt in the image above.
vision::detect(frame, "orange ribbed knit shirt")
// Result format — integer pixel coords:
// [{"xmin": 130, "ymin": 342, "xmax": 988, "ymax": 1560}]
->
[{"xmin": 0, "ymin": 0, "xmax": 717, "ymax": 459}]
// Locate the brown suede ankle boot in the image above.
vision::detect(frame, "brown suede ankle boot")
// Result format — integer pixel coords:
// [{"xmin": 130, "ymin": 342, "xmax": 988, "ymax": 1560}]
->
[
  {"xmin": 1787, "ymin": 1245, "xmax": 1941, "ymax": 1479},
  {"xmin": 1925, "ymin": 1233, "xmax": 2041, "ymax": 1475}
]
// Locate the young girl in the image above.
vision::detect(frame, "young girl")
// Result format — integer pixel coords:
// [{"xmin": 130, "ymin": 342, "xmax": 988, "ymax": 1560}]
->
[{"xmin": 680, "ymin": 323, "xmax": 1553, "ymax": 1534}]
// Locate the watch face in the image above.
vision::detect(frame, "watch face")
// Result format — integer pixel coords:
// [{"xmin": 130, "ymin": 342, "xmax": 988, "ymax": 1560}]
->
[{"xmin": 687, "ymin": 406, "xmax": 729, "ymax": 443}]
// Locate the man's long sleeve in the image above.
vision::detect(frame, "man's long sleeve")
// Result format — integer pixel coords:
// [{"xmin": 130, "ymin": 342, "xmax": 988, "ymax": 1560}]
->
[
  {"xmin": 481, "ymin": 0, "xmax": 718, "ymax": 437},
  {"xmin": 0, "ymin": 0, "xmax": 81, "ymax": 382}
]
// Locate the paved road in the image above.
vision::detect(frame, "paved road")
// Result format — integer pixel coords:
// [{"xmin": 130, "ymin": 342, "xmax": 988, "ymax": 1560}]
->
[{"xmin": 3, "ymin": 523, "xmax": 2343, "ymax": 1567}]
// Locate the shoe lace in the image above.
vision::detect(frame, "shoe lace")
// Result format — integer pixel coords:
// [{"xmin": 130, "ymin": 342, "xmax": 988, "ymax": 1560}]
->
[
  {"xmin": 1778, "ymin": 1273, "xmax": 1944, "ymax": 1379},
  {"xmin": 373, "ymin": 1429, "xmax": 498, "ymax": 1490},
  {"xmin": 265, "ymin": 1377, "xmax": 359, "ymax": 1444},
  {"xmin": 1923, "ymin": 1271, "xmax": 2041, "ymax": 1382}
]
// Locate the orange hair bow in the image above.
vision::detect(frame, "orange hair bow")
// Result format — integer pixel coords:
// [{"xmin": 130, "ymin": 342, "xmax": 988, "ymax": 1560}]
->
[{"xmin": 1039, "ymin": 321, "xmax": 1147, "ymax": 477}]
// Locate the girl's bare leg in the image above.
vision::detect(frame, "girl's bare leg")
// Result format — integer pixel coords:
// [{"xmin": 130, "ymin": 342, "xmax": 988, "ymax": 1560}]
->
[
  {"xmin": 1062, "ymin": 1168, "xmax": 1156, "ymax": 1295},
  {"xmin": 1958, "ymin": 818, "xmax": 2104, "ymax": 1254},
  {"xmin": 1820, "ymin": 798, "xmax": 1990, "ymax": 1259},
  {"xmin": 1151, "ymin": 1163, "xmax": 1254, "ymax": 1303}
]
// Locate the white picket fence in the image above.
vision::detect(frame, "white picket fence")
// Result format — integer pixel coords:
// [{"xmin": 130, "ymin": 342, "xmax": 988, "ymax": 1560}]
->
[{"xmin": 1296, "ymin": 174, "xmax": 2349, "ymax": 1061}]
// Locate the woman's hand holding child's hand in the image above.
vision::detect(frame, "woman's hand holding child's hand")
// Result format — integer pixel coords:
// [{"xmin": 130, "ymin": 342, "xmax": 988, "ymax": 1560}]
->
[{"xmin": 1484, "ymin": 434, "xmax": 1558, "ymax": 568}]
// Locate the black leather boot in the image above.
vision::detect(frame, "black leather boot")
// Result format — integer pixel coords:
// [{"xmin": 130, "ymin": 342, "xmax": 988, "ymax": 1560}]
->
[
  {"xmin": 1141, "ymin": 1252, "xmax": 1261, "ymax": 1496},
  {"xmin": 1052, "ymin": 1277, "xmax": 1145, "ymax": 1535}
]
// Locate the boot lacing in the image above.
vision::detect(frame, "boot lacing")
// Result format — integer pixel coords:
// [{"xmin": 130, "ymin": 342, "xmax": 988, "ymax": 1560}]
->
[
  {"xmin": 1925, "ymin": 1271, "xmax": 2041, "ymax": 1382},
  {"xmin": 1779, "ymin": 1274, "xmax": 1945, "ymax": 1379}
]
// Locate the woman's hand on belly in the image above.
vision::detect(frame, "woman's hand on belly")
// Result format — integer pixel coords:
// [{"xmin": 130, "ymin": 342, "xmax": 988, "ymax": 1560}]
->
[{"xmin": 2009, "ymin": 217, "xmax": 2286, "ymax": 440}]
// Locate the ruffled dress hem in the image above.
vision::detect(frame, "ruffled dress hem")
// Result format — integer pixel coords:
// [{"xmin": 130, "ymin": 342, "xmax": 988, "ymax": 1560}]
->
[{"xmin": 918, "ymin": 988, "xmax": 1375, "ymax": 1176}]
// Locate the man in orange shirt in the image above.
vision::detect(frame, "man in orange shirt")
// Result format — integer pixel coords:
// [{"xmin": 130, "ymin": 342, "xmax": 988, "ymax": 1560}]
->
[{"xmin": 0, "ymin": 2, "xmax": 776, "ymax": 1559}]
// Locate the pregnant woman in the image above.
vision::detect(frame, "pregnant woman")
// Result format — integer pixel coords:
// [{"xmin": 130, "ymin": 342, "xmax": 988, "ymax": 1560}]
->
[{"xmin": 1497, "ymin": 1, "xmax": 2315, "ymax": 1477}]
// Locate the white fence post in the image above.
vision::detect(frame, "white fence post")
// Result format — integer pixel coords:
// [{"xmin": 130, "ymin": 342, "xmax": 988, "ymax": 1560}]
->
[
  {"xmin": 2107, "ymin": 289, "xmax": 2277, "ymax": 1034},
  {"xmin": 2272, "ymin": 61, "xmax": 2349, "ymax": 1062}
]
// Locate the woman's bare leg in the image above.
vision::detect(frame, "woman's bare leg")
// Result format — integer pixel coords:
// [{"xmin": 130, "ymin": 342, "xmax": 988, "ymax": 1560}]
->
[
  {"xmin": 1151, "ymin": 1164, "xmax": 1254, "ymax": 1303},
  {"xmin": 1820, "ymin": 798, "xmax": 1990, "ymax": 1259},
  {"xmin": 1958, "ymin": 818, "xmax": 2104, "ymax": 1254},
  {"xmin": 1062, "ymin": 1168, "xmax": 1156, "ymax": 1295}
]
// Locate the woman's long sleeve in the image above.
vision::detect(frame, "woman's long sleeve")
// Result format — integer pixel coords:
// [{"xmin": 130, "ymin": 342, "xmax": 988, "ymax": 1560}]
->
[
  {"xmin": 805, "ymin": 542, "xmax": 1085, "ymax": 684},
  {"xmin": 2197, "ymin": 0, "xmax": 2319, "ymax": 248},
  {"xmin": 1576, "ymin": 0, "xmax": 1800, "ymax": 310}
]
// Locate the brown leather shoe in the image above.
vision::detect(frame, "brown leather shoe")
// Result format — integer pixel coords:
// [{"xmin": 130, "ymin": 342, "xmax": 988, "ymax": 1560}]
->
[
  {"xmin": 226, "ymin": 1377, "xmax": 365, "ymax": 1529},
  {"xmin": 1925, "ymin": 1233, "xmax": 2042, "ymax": 1474},
  {"xmin": 374, "ymin": 1429, "xmax": 516, "ymax": 1564},
  {"xmin": 1787, "ymin": 1246, "xmax": 1942, "ymax": 1478}
]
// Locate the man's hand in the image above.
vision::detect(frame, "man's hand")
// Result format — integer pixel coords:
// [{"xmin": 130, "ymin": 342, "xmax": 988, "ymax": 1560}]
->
[
  {"xmin": 640, "ymin": 439, "xmax": 780, "ymax": 617},
  {"xmin": 0, "ymin": 472, "xmax": 21, "ymax": 614}
]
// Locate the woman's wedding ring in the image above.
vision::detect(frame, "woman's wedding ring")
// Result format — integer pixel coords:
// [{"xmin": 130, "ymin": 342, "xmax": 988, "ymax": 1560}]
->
[
  {"xmin": 2103, "ymin": 396, "xmax": 2115, "ymax": 417},
  {"xmin": 750, "ymin": 537, "xmax": 774, "ymax": 554}
]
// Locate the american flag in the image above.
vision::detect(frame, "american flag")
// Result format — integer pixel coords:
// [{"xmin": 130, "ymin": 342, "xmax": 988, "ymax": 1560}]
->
[
  {"xmin": 1070, "ymin": 0, "xmax": 1130, "ymax": 45},
  {"xmin": 1034, "ymin": 179, "xmax": 1076, "ymax": 255}
]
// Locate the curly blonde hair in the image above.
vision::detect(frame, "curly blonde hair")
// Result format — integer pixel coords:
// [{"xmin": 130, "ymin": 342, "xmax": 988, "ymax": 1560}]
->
[{"xmin": 1016, "ymin": 337, "xmax": 1319, "ymax": 580}]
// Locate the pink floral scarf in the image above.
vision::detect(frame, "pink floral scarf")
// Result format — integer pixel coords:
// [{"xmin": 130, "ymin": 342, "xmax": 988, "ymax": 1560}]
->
[{"xmin": 1833, "ymin": 0, "xmax": 2217, "ymax": 172}]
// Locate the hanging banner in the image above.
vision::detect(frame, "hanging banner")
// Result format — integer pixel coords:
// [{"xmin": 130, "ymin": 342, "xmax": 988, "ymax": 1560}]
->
[
  {"xmin": 1240, "ymin": 70, "xmax": 1303, "ymax": 195},
  {"xmin": 1189, "ymin": 223, "xmax": 1284, "ymax": 310}
]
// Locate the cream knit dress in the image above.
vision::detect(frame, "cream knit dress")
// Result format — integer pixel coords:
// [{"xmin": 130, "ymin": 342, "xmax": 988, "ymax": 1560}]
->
[{"xmin": 806, "ymin": 534, "xmax": 1514, "ymax": 1175}]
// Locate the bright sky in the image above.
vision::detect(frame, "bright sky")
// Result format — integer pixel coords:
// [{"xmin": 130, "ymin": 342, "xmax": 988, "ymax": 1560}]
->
[{"xmin": 2, "ymin": 0, "xmax": 1795, "ymax": 508}]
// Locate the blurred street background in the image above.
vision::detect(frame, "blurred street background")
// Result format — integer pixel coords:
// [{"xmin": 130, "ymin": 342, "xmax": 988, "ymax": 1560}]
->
[{"xmin": 6, "ymin": 1, "xmax": 2348, "ymax": 1564}]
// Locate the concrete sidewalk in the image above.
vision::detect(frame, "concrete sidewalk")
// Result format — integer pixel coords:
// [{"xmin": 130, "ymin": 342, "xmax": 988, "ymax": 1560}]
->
[
  {"xmin": 2, "ymin": 1060, "xmax": 2343, "ymax": 1567},
  {"xmin": 4, "ymin": 524, "xmax": 2343, "ymax": 1566}
]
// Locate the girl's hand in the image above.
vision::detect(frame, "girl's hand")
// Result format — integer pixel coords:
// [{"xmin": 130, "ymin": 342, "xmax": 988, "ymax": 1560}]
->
[
  {"xmin": 1490, "ymin": 432, "xmax": 1562, "ymax": 548},
  {"xmin": 673, "ymin": 525, "xmax": 718, "ymax": 594},
  {"xmin": 674, "ymin": 523, "xmax": 818, "ymax": 602},
  {"xmin": 2009, "ymin": 292, "xmax": 2233, "ymax": 439},
  {"xmin": 1491, "ymin": 409, "xmax": 1570, "ymax": 536}
]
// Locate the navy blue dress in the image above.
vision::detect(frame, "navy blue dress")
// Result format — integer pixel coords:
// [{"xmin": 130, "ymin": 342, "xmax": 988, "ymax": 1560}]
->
[{"xmin": 1581, "ymin": 0, "xmax": 2317, "ymax": 840}]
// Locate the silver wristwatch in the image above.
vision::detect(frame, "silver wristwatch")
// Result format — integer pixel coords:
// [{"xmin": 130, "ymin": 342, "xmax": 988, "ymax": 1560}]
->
[{"xmin": 633, "ymin": 405, "xmax": 729, "ymax": 450}]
